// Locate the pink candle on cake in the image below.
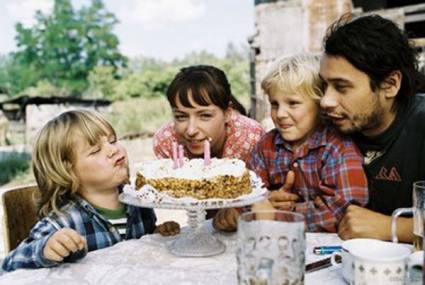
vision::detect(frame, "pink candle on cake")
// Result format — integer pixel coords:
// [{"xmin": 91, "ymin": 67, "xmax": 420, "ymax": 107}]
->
[
  {"xmin": 204, "ymin": 138, "xmax": 211, "ymax": 166},
  {"xmin": 178, "ymin": 144, "xmax": 184, "ymax": 167},
  {"xmin": 172, "ymin": 142, "xmax": 178, "ymax": 169}
]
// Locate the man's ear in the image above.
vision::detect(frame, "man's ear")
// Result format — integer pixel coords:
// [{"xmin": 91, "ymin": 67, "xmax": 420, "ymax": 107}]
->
[{"xmin": 381, "ymin": 70, "xmax": 402, "ymax": 99}]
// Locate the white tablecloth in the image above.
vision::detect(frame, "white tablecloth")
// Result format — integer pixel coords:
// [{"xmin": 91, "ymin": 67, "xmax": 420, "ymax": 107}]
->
[{"xmin": 0, "ymin": 221, "xmax": 346, "ymax": 285}]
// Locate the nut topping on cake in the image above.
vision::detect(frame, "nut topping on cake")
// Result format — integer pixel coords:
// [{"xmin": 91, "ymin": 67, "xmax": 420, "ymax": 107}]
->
[{"xmin": 135, "ymin": 158, "xmax": 252, "ymax": 199}]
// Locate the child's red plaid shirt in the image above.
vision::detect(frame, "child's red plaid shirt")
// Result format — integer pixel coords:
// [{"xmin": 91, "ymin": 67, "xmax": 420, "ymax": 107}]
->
[{"xmin": 248, "ymin": 126, "xmax": 368, "ymax": 232}]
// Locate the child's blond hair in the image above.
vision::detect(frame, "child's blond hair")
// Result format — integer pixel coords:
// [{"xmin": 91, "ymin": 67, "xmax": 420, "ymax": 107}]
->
[
  {"xmin": 261, "ymin": 53, "xmax": 323, "ymax": 102},
  {"xmin": 32, "ymin": 109, "xmax": 116, "ymax": 217}
]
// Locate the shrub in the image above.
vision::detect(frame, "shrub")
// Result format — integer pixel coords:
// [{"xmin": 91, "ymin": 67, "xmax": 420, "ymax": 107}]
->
[
  {"xmin": 106, "ymin": 97, "xmax": 171, "ymax": 136},
  {"xmin": 0, "ymin": 152, "xmax": 31, "ymax": 185}
]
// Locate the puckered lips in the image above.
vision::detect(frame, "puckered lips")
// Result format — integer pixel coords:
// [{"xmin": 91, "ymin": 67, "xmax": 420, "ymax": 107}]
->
[{"xmin": 114, "ymin": 155, "xmax": 126, "ymax": 167}]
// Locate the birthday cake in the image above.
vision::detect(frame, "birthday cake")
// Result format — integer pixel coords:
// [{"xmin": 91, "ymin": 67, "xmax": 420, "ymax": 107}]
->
[{"xmin": 135, "ymin": 158, "xmax": 252, "ymax": 199}]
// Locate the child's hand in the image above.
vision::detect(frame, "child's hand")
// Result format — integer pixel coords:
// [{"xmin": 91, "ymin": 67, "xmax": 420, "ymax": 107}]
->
[
  {"xmin": 155, "ymin": 221, "xmax": 180, "ymax": 236},
  {"xmin": 268, "ymin": 191, "xmax": 299, "ymax": 210},
  {"xmin": 252, "ymin": 199, "xmax": 275, "ymax": 211},
  {"xmin": 213, "ymin": 208, "xmax": 240, "ymax": 232},
  {"xmin": 251, "ymin": 199, "xmax": 279, "ymax": 220},
  {"xmin": 268, "ymin": 170, "xmax": 299, "ymax": 210},
  {"xmin": 44, "ymin": 228, "xmax": 86, "ymax": 262}
]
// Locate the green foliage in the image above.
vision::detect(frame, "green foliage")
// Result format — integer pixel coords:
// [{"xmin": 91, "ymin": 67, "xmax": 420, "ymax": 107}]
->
[
  {"xmin": 131, "ymin": 67, "xmax": 177, "ymax": 97},
  {"xmin": 23, "ymin": 80, "xmax": 70, "ymax": 97},
  {"xmin": 89, "ymin": 63, "xmax": 178, "ymax": 100},
  {"xmin": 4, "ymin": 0, "xmax": 250, "ymax": 105},
  {"xmin": 0, "ymin": 54, "xmax": 41, "ymax": 96},
  {"xmin": 87, "ymin": 66, "xmax": 116, "ymax": 98},
  {"xmin": 99, "ymin": 46, "xmax": 250, "ymax": 103},
  {"xmin": 0, "ymin": 153, "xmax": 31, "ymax": 185},
  {"xmin": 106, "ymin": 97, "xmax": 171, "ymax": 136},
  {"xmin": 11, "ymin": 0, "xmax": 126, "ymax": 95},
  {"xmin": 174, "ymin": 50, "xmax": 220, "ymax": 66},
  {"xmin": 0, "ymin": 55, "xmax": 11, "ymax": 95}
]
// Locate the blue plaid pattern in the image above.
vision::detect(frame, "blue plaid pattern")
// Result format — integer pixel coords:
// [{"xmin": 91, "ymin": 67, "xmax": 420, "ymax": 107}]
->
[{"xmin": 2, "ymin": 197, "xmax": 156, "ymax": 272}]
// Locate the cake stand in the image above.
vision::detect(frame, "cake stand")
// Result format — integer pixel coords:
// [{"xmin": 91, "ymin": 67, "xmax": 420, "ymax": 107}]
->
[{"xmin": 119, "ymin": 171, "xmax": 267, "ymax": 257}]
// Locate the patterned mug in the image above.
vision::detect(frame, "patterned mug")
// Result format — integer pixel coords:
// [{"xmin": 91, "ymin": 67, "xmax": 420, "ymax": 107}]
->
[
  {"xmin": 332, "ymin": 239, "xmax": 414, "ymax": 285},
  {"xmin": 330, "ymin": 238, "xmax": 384, "ymax": 284}
]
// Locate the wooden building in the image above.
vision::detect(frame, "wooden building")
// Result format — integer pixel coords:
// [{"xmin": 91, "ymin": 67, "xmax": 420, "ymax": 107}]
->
[{"xmin": 0, "ymin": 96, "xmax": 111, "ymax": 144}]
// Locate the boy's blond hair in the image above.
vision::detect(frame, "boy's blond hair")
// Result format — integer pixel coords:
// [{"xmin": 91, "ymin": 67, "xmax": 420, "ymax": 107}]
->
[
  {"xmin": 32, "ymin": 109, "xmax": 116, "ymax": 217},
  {"xmin": 261, "ymin": 53, "xmax": 323, "ymax": 102}
]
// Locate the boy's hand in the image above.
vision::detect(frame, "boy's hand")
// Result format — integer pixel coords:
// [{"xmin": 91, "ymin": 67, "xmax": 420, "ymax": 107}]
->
[
  {"xmin": 155, "ymin": 221, "xmax": 180, "ymax": 236},
  {"xmin": 268, "ymin": 191, "xmax": 299, "ymax": 210},
  {"xmin": 268, "ymin": 171, "xmax": 299, "ymax": 210},
  {"xmin": 44, "ymin": 228, "xmax": 86, "ymax": 262},
  {"xmin": 213, "ymin": 208, "xmax": 240, "ymax": 232}
]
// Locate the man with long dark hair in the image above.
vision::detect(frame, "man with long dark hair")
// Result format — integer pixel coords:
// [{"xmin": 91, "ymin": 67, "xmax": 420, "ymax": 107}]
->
[{"xmin": 320, "ymin": 14, "xmax": 425, "ymax": 242}]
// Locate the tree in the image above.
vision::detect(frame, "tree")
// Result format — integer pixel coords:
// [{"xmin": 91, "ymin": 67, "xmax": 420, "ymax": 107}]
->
[
  {"xmin": 0, "ymin": 55, "xmax": 12, "ymax": 95},
  {"xmin": 221, "ymin": 43, "xmax": 250, "ymax": 99},
  {"xmin": 12, "ymin": 0, "xmax": 127, "ymax": 96},
  {"xmin": 1, "ymin": 54, "xmax": 40, "ymax": 96},
  {"xmin": 225, "ymin": 42, "xmax": 248, "ymax": 62},
  {"xmin": 87, "ymin": 66, "xmax": 116, "ymax": 99},
  {"xmin": 113, "ymin": 66, "xmax": 177, "ymax": 100}
]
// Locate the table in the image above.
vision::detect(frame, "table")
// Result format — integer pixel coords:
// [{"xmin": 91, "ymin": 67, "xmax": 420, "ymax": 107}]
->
[{"xmin": 0, "ymin": 221, "xmax": 346, "ymax": 285}]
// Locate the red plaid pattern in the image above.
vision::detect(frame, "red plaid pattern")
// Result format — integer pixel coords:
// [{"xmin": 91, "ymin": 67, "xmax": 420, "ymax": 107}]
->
[{"xmin": 248, "ymin": 126, "xmax": 368, "ymax": 232}]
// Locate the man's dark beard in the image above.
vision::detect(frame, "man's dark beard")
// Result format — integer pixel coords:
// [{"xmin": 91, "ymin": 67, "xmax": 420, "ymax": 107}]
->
[
  {"xmin": 358, "ymin": 110, "xmax": 383, "ymax": 132},
  {"xmin": 349, "ymin": 102, "xmax": 385, "ymax": 135}
]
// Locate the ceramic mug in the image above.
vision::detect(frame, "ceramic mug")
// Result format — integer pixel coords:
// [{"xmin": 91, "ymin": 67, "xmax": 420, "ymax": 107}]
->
[
  {"xmin": 351, "ymin": 243, "xmax": 411, "ymax": 285},
  {"xmin": 330, "ymin": 238, "xmax": 385, "ymax": 283},
  {"xmin": 407, "ymin": 250, "xmax": 424, "ymax": 285},
  {"xmin": 330, "ymin": 238, "xmax": 419, "ymax": 284}
]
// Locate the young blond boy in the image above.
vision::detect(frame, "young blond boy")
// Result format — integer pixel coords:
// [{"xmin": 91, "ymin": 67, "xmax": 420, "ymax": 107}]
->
[
  {"xmin": 2, "ymin": 110, "xmax": 179, "ymax": 272},
  {"xmin": 214, "ymin": 54, "xmax": 368, "ymax": 232}
]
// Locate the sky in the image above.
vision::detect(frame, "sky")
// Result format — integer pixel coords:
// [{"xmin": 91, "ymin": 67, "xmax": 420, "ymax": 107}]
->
[{"xmin": 0, "ymin": 0, "xmax": 255, "ymax": 61}]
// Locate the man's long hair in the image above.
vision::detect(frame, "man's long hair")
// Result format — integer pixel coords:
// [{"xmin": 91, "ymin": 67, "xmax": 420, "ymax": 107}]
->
[{"xmin": 324, "ymin": 14, "xmax": 425, "ymax": 111}]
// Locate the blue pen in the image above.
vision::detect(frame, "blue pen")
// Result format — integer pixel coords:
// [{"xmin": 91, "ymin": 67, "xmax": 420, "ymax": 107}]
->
[{"xmin": 313, "ymin": 246, "xmax": 342, "ymax": 255}]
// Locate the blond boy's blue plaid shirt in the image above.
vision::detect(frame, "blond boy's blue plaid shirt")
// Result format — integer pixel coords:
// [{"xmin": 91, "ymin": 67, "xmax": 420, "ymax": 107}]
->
[{"xmin": 2, "ymin": 197, "xmax": 156, "ymax": 272}]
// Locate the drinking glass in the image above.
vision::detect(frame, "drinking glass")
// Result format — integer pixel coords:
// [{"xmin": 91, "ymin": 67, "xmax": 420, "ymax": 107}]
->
[
  {"xmin": 391, "ymin": 181, "xmax": 425, "ymax": 250},
  {"xmin": 237, "ymin": 210, "xmax": 305, "ymax": 285}
]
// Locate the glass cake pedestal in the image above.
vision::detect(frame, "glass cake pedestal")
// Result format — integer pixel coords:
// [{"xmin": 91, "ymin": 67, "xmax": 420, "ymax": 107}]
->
[{"xmin": 119, "ymin": 172, "xmax": 267, "ymax": 257}]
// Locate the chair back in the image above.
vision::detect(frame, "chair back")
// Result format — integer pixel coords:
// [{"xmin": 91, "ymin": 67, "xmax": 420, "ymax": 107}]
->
[{"xmin": 1, "ymin": 184, "xmax": 38, "ymax": 253}]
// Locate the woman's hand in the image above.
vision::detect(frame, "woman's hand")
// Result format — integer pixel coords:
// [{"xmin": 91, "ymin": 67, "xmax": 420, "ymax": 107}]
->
[
  {"xmin": 155, "ymin": 221, "xmax": 181, "ymax": 236},
  {"xmin": 213, "ymin": 208, "xmax": 240, "ymax": 232},
  {"xmin": 43, "ymin": 228, "xmax": 86, "ymax": 262}
]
